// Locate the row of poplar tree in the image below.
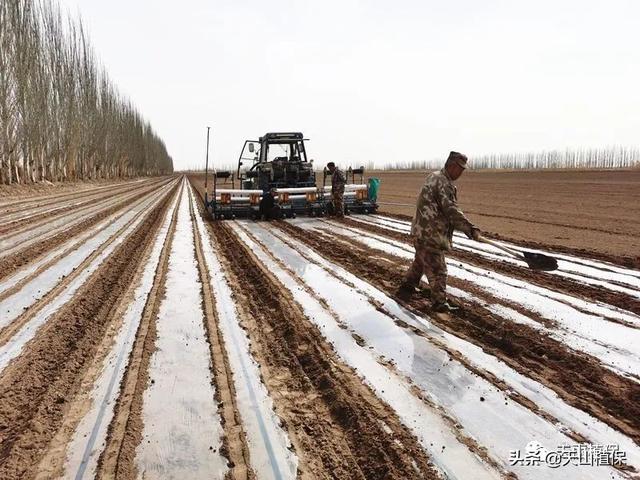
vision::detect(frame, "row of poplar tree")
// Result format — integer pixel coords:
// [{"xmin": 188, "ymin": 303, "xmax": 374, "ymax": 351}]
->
[
  {"xmin": 0, "ymin": 0, "xmax": 173, "ymax": 185},
  {"xmin": 372, "ymin": 146, "xmax": 640, "ymax": 171}
]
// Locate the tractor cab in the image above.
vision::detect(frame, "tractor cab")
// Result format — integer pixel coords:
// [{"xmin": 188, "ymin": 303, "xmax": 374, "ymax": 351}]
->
[{"xmin": 237, "ymin": 132, "xmax": 315, "ymax": 191}]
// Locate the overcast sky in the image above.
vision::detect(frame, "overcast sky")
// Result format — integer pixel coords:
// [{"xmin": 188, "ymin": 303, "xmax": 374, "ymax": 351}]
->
[{"xmin": 57, "ymin": 0, "xmax": 639, "ymax": 171}]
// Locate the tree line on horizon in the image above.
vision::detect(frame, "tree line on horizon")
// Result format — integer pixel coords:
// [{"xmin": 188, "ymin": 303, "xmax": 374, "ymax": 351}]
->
[
  {"xmin": 0, "ymin": 0, "xmax": 173, "ymax": 185},
  {"xmin": 366, "ymin": 146, "xmax": 640, "ymax": 171},
  {"xmin": 185, "ymin": 145, "xmax": 640, "ymax": 174}
]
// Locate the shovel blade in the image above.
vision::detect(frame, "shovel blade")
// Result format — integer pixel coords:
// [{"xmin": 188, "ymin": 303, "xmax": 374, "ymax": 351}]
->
[{"xmin": 522, "ymin": 251, "xmax": 558, "ymax": 271}]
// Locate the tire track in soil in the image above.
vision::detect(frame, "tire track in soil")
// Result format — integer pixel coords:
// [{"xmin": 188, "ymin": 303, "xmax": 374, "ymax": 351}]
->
[
  {"xmin": 0, "ymin": 177, "xmax": 174, "ymax": 283},
  {"xmin": 187, "ymin": 185, "xmax": 255, "ymax": 480},
  {"xmin": 380, "ymin": 212, "xmax": 640, "ymax": 270},
  {"xmin": 209, "ymin": 221, "xmax": 440, "ymax": 480},
  {"xmin": 0, "ymin": 180, "xmax": 178, "ymax": 480},
  {"xmin": 339, "ymin": 217, "xmax": 640, "ymax": 317},
  {"xmin": 274, "ymin": 221, "xmax": 640, "ymax": 445},
  {"xmin": 94, "ymin": 182, "xmax": 183, "ymax": 480},
  {"xmin": 0, "ymin": 178, "xmax": 167, "ymax": 235}
]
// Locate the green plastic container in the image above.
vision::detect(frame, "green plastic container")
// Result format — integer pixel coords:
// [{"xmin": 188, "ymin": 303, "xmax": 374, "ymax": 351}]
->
[{"xmin": 368, "ymin": 177, "xmax": 380, "ymax": 202}]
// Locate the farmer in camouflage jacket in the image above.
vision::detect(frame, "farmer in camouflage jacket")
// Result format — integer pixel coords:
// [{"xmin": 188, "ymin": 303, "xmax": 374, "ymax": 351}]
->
[
  {"xmin": 327, "ymin": 162, "xmax": 346, "ymax": 217},
  {"xmin": 399, "ymin": 151, "xmax": 481, "ymax": 313}
]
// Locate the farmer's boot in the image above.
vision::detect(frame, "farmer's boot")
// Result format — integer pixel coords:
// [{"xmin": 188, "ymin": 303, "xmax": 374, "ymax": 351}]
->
[{"xmin": 397, "ymin": 281, "xmax": 419, "ymax": 299}]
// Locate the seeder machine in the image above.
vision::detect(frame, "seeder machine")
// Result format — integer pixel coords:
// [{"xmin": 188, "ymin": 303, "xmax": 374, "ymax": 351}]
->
[{"xmin": 203, "ymin": 132, "xmax": 379, "ymax": 220}]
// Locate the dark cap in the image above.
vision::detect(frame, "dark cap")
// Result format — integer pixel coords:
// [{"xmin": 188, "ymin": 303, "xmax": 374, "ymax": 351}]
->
[{"xmin": 446, "ymin": 151, "xmax": 468, "ymax": 169}]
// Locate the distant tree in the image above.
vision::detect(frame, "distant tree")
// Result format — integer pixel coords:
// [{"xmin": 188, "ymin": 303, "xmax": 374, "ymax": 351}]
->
[
  {"xmin": 375, "ymin": 146, "xmax": 640, "ymax": 171},
  {"xmin": 0, "ymin": 0, "xmax": 173, "ymax": 184}
]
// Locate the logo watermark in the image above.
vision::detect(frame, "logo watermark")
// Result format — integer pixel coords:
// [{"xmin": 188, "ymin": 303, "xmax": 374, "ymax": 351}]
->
[{"xmin": 510, "ymin": 441, "xmax": 627, "ymax": 468}]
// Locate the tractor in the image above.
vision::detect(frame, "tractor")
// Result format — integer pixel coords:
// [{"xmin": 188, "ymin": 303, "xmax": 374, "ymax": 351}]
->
[{"xmin": 204, "ymin": 132, "xmax": 379, "ymax": 220}]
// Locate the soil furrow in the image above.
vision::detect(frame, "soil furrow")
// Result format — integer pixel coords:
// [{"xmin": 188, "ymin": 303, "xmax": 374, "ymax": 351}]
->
[
  {"xmin": 0, "ymin": 179, "xmax": 146, "ymax": 216},
  {"xmin": 0, "ymin": 178, "xmax": 173, "ymax": 260},
  {"xmin": 0, "ymin": 184, "xmax": 172, "ymax": 349},
  {"xmin": 0, "ymin": 178, "xmax": 167, "ymax": 235},
  {"xmin": 380, "ymin": 212, "xmax": 640, "ymax": 270},
  {"xmin": 341, "ymin": 217, "xmax": 640, "ymax": 316},
  {"xmin": 32, "ymin": 181, "xmax": 181, "ymax": 480},
  {"xmin": 259, "ymin": 223, "xmax": 584, "ymax": 438},
  {"xmin": 313, "ymin": 224, "xmax": 640, "ymax": 385},
  {"xmin": 95, "ymin": 182, "xmax": 183, "ymax": 480},
  {"xmin": 188, "ymin": 186, "xmax": 254, "ymax": 480},
  {"xmin": 274, "ymin": 220, "xmax": 640, "ymax": 444},
  {"xmin": 0, "ymin": 181, "xmax": 176, "ymax": 303},
  {"xmin": 0, "ymin": 181, "xmax": 177, "ymax": 480},
  {"xmin": 0, "ymin": 178, "xmax": 174, "ymax": 284},
  {"xmin": 236, "ymin": 221, "xmax": 514, "ymax": 474},
  {"xmin": 209, "ymin": 220, "xmax": 439, "ymax": 480},
  {"xmin": 368, "ymin": 214, "xmax": 640, "ymax": 281}
]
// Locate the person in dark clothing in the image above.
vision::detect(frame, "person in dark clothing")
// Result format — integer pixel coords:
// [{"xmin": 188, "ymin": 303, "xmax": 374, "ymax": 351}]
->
[
  {"xmin": 399, "ymin": 151, "xmax": 481, "ymax": 313},
  {"xmin": 326, "ymin": 162, "xmax": 346, "ymax": 217},
  {"xmin": 259, "ymin": 189, "xmax": 276, "ymax": 220}
]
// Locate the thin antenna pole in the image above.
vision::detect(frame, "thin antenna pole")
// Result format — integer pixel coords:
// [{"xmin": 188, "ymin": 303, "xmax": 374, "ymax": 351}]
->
[{"xmin": 204, "ymin": 126, "xmax": 211, "ymax": 190}]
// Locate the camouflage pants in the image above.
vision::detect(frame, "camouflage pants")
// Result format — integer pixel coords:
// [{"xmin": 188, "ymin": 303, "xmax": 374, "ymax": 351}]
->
[
  {"xmin": 403, "ymin": 241, "xmax": 448, "ymax": 303},
  {"xmin": 333, "ymin": 190, "xmax": 344, "ymax": 217}
]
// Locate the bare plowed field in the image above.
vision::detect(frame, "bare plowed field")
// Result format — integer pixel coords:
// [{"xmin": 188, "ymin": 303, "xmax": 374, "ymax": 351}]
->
[
  {"xmin": 373, "ymin": 169, "xmax": 640, "ymax": 266},
  {"xmin": 0, "ymin": 174, "xmax": 638, "ymax": 479}
]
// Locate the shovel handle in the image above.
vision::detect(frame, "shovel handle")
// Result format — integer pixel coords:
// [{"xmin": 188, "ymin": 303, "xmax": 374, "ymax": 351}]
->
[{"xmin": 476, "ymin": 235, "xmax": 523, "ymax": 260}]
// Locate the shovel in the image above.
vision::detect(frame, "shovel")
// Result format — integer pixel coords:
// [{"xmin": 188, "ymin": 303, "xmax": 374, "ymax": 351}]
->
[{"xmin": 477, "ymin": 236, "xmax": 558, "ymax": 271}]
